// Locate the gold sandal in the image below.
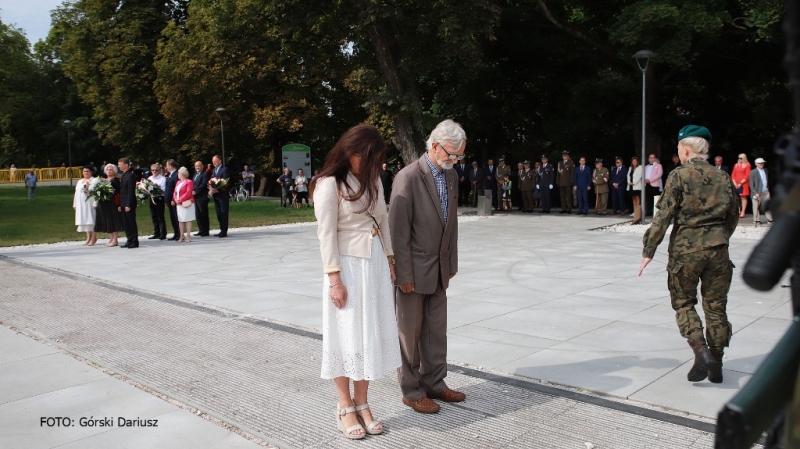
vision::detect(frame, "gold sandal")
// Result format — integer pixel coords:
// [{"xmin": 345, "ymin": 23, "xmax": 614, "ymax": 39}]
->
[
  {"xmin": 353, "ymin": 401, "xmax": 383, "ymax": 435},
  {"xmin": 336, "ymin": 403, "xmax": 365, "ymax": 440}
]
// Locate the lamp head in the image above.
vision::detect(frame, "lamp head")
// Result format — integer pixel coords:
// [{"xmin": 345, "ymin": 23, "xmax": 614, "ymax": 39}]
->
[{"xmin": 632, "ymin": 50, "xmax": 656, "ymax": 72}]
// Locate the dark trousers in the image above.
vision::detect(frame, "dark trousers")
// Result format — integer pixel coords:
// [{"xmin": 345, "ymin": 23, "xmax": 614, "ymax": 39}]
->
[
  {"xmin": 213, "ymin": 193, "xmax": 229, "ymax": 233},
  {"xmin": 122, "ymin": 206, "xmax": 138, "ymax": 243},
  {"xmin": 559, "ymin": 185, "xmax": 572, "ymax": 212},
  {"xmin": 576, "ymin": 187, "xmax": 589, "ymax": 213},
  {"xmin": 195, "ymin": 198, "xmax": 210, "ymax": 235},
  {"xmin": 645, "ymin": 184, "xmax": 660, "ymax": 216},
  {"xmin": 167, "ymin": 202, "xmax": 180, "ymax": 237},
  {"xmin": 458, "ymin": 181, "xmax": 470, "ymax": 206},
  {"xmin": 149, "ymin": 197, "xmax": 166, "ymax": 238},
  {"xmin": 395, "ymin": 279, "xmax": 448, "ymax": 401},
  {"xmin": 611, "ymin": 187, "xmax": 626, "ymax": 213},
  {"xmin": 541, "ymin": 187, "xmax": 552, "ymax": 212},
  {"xmin": 489, "ymin": 186, "xmax": 498, "ymax": 209}
]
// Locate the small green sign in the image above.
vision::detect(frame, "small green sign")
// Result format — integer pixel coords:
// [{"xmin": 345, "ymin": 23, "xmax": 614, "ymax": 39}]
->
[{"xmin": 282, "ymin": 143, "xmax": 310, "ymax": 152}]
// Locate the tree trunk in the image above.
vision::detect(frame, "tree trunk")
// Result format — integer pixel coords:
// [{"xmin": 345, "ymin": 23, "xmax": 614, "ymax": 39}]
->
[
  {"xmin": 255, "ymin": 174, "xmax": 269, "ymax": 196},
  {"xmin": 359, "ymin": 9, "xmax": 426, "ymax": 164}
]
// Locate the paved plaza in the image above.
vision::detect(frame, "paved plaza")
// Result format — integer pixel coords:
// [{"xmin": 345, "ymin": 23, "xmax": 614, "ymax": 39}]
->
[{"xmin": 0, "ymin": 211, "xmax": 787, "ymax": 447}]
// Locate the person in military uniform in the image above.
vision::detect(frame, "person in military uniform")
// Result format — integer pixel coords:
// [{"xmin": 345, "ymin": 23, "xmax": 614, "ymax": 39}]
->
[
  {"xmin": 592, "ymin": 158, "xmax": 610, "ymax": 215},
  {"xmin": 557, "ymin": 150, "xmax": 575, "ymax": 214},
  {"xmin": 639, "ymin": 125, "xmax": 739, "ymax": 384},
  {"xmin": 520, "ymin": 161, "xmax": 535, "ymax": 212},
  {"xmin": 496, "ymin": 158, "xmax": 511, "ymax": 211},
  {"xmin": 514, "ymin": 162, "xmax": 524, "ymax": 211},
  {"xmin": 538, "ymin": 155, "xmax": 555, "ymax": 213}
]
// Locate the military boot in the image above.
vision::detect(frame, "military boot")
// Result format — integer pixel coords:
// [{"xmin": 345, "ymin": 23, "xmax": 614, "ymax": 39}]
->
[
  {"xmin": 708, "ymin": 348, "xmax": 724, "ymax": 383},
  {"xmin": 687, "ymin": 337, "xmax": 719, "ymax": 382},
  {"xmin": 632, "ymin": 204, "xmax": 642, "ymax": 224}
]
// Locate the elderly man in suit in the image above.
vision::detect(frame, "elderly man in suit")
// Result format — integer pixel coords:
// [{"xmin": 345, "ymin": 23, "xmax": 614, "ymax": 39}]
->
[
  {"xmin": 749, "ymin": 157, "xmax": 773, "ymax": 224},
  {"xmin": 609, "ymin": 157, "xmax": 628, "ymax": 215},
  {"xmin": 164, "ymin": 159, "xmax": 181, "ymax": 240},
  {"xmin": 210, "ymin": 155, "xmax": 230, "ymax": 237},
  {"xmin": 713, "ymin": 156, "xmax": 730, "ymax": 174},
  {"xmin": 454, "ymin": 158, "xmax": 470, "ymax": 207},
  {"xmin": 193, "ymin": 160, "xmax": 211, "ymax": 236},
  {"xmin": 390, "ymin": 119, "xmax": 466, "ymax": 414},
  {"xmin": 467, "ymin": 161, "xmax": 484, "ymax": 207},
  {"xmin": 573, "ymin": 156, "xmax": 592, "ymax": 215}
]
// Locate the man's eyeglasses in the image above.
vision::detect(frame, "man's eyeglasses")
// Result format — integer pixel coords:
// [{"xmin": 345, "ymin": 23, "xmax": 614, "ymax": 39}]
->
[{"xmin": 436, "ymin": 142, "xmax": 462, "ymax": 161}]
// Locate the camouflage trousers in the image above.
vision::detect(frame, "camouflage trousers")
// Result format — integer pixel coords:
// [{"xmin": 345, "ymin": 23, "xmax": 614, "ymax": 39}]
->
[{"xmin": 666, "ymin": 246, "xmax": 734, "ymax": 349}]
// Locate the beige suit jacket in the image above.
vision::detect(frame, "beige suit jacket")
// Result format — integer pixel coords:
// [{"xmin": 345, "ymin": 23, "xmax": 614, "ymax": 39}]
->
[
  {"xmin": 389, "ymin": 157, "xmax": 458, "ymax": 294},
  {"xmin": 314, "ymin": 174, "xmax": 393, "ymax": 274}
]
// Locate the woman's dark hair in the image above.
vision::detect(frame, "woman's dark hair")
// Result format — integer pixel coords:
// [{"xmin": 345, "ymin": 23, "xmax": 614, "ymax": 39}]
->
[
  {"xmin": 82, "ymin": 165, "xmax": 95, "ymax": 176},
  {"xmin": 310, "ymin": 124, "xmax": 387, "ymax": 213}
]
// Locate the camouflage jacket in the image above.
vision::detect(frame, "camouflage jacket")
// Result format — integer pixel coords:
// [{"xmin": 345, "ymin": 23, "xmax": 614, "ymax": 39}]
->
[{"xmin": 642, "ymin": 159, "xmax": 739, "ymax": 258}]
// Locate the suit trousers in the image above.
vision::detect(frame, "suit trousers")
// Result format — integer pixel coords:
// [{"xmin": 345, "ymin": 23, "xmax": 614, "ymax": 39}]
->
[
  {"xmin": 458, "ymin": 181, "xmax": 470, "ymax": 206},
  {"xmin": 611, "ymin": 187, "xmax": 626, "ymax": 213},
  {"xmin": 559, "ymin": 186, "xmax": 572, "ymax": 212},
  {"xmin": 541, "ymin": 187, "xmax": 552, "ymax": 212},
  {"xmin": 645, "ymin": 184, "xmax": 660, "ymax": 216},
  {"xmin": 489, "ymin": 186, "xmax": 498, "ymax": 209},
  {"xmin": 395, "ymin": 279, "xmax": 449, "ymax": 401},
  {"xmin": 149, "ymin": 196, "xmax": 166, "ymax": 238},
  {"xmin": 122, "ymin": 206, "xmax": 138, "ymax": 243},
  {"xmin": 167, "ymin": 202, "xmax": 180, "ymax": 237},
  {"xmin": 195, "ymin": 198, "xmax": 210, "ymax": 235},
  {"xmin": 576, "ymin": 187, "xmax": 589, "ymax": 213},
  {"xmin": 213, "ymin": 193, "xmax": 230, "ymax": 233},
  {"xmin": 522, "ymin": 190, "xmax": 534, "ymax": 211}
]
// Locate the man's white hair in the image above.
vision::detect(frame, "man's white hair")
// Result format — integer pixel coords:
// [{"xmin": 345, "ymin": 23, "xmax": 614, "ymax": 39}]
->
[
  {"xmin": 679, "ymin": 136, "xmax": 710, "ymax": 161},
  {"xmin": 426, "ymin": 119, "xmax": 467, "ymax": 152}
]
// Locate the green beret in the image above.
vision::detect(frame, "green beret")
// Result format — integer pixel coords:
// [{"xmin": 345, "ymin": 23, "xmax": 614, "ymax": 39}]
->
[{"xmin": 678, "ymin": 125, "xmax": 712, "ymax": 143}]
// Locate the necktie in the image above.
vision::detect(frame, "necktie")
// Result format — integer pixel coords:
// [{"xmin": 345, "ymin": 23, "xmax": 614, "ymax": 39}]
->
[{"xmin": 214, "ymin": 167, "xmax": 219, "ymax": 176}]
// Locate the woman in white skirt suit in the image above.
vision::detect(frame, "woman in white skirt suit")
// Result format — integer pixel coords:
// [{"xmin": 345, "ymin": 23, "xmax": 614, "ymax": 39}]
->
[
  {"xmin": 311, "ymin": 124, "xmax": 400, "ymax": 440},
  {"xmin": 73, "ymin": 165, "xmax": 98, "ymax": 246}
]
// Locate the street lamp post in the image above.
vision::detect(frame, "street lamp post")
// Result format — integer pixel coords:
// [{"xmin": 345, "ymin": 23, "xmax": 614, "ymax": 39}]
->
[
  {"xmin": 215, "ymin": 107, "xmax": 227, "ymax": 166},
  {"xmin": 63, "ymin": 119, "xmax": 74, "ymax": 187},
  {"xmin": 633, "ymin": 50, "xmax": 655, "ymax": 224}
]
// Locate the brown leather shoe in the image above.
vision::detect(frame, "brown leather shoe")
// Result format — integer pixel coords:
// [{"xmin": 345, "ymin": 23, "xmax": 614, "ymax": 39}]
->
[
  {"xmin": 402, "ymin": 396, "xmax": 440, "ymax": 413},
  {"xmin": 429, "ymin": 388, "xmax": 466, "ymax": 403}
]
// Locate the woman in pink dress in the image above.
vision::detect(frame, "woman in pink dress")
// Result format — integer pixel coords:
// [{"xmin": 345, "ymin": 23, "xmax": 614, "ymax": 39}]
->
[
  {"xmin": 172, "ymin": 167, "xmax": 196, "ymax": 242},
  {"xmin": 731, "ymin": 153, "xmax": 751, "ymax": 218}
]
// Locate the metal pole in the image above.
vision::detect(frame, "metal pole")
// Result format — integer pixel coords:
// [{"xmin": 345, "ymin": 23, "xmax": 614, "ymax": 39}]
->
[
  {"xmin": 641, "ymin": 68, "xmax": 647, "ymax": 224},
  {"xmin": 219, "ymin": 115, "xmax": 226, "ymax": 167},
  {"xmin": 67, "ymin": 127, "xmax": 73, "ymax": 187}
]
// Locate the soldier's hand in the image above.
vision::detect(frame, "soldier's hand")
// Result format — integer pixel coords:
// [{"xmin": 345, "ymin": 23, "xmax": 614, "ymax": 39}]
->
[{"xmin": 638, "ymin": 257, "xmax": 652, "ymax": 276}]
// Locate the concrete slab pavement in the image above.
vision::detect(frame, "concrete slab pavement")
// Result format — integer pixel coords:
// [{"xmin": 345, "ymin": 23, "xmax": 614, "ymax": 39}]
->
[{"xmin": 0, "ymin": 211, "xmax": 790, "ymax": 421}]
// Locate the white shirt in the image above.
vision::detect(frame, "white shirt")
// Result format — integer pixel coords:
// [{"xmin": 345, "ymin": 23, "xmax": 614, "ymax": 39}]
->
[{"xmin": 148, "ymin": 174, "xmax": 166, "ymax": 191}]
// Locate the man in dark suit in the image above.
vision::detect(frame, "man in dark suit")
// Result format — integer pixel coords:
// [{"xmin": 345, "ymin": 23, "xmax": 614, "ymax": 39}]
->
[
  {"xmin": 713, "ymin": 156, "xmax": 730, "ymax": 174},
  {"xmin": 454, "ymin": 158, "xmax": 470, "ymax": 207},
  {"xmin": 193, "ymin": 160, "xmax": 211, "ymax": 236},
  {"xmin": 164, "ymin": 159, "xmax": 180, "ymax": 240},
  {"xmin": 484, "ymin": 159, "xmax": 498, "ymax": 210},
  {"xmin": 662, "ymin": 154, "xmax": 681, "ymax": 186},
  {"xmin": 210, "ymin": 155, "xmax": 230, "ymax": 237},
  {"xmin": 390, "ymin": 119, "xmax": 466, "ymax": 414},
  {"xmin": 573, "ymin": 156, "xmax": 592, "ymax": 215},
  {"xmin": 380, "ymin": 163, "xmax": 393, "ymax": 205},
  {"xmin": 467, "ymin": 161, "xmax": 484, "ymax": 207},
  {"xmin": 538, "ymin": 155, "xmax": 555, "ymax": 213},
  {"xmin": 118, "ymin": 157, "xmax": 139, "ymax": 248},
  {"xmin": 513, "ymin": 162, "xmax": 524, "ymax": 210},
  {"xmin": 610, "ymin": 157, "xmax": 629, "ymax": 215}
]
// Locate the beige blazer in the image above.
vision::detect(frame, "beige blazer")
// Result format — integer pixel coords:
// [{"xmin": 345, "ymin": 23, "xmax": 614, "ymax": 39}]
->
[
  {"xmin": 314, "ymin": 174, "xmax": 393, "ymax": 274},
  {"xmin": 389, "ymin": 156, "xmax": 458, "ymax": 294}
]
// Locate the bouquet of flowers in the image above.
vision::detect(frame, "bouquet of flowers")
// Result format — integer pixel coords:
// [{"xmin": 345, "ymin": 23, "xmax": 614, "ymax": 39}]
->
[
  {"xmin": 207, "ymin": 177, "xmax": 228, "ymax": 198},
  {"xmin": 135, "ymin": 179, "xmax": 164, "ymax": 203},
  {"xmin": 87, "ymin": 178, "xmax": 115, "ymax": 202}
]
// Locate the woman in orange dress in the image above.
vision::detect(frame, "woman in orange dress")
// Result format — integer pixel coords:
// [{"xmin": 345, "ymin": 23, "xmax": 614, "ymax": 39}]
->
[{"xmin": 731, "ymin": 153, "xmax": 751, "ymax": 218}]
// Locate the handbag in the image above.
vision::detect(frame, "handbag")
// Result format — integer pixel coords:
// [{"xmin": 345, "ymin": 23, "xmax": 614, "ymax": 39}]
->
[
  {"xmin": 736, "ymin": 185, "xmax": 744, "ymax": 195},
  {"xmin": 181, "ymin": 199, "xmax": 193, "ymax": 208}
]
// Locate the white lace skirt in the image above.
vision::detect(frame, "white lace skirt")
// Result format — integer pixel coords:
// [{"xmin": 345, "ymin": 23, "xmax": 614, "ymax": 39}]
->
[{"xmin": 321, "ymin": 237, "xmax": 401, "ymax": 380}]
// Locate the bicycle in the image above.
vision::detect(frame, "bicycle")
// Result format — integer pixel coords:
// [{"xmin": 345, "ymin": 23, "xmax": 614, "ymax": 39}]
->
[{"xmin": 232, "ymin": 182, "xmax": 250, "ymax": 202}]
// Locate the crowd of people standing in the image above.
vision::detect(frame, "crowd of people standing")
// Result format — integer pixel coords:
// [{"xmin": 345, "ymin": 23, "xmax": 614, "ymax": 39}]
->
[{"xmin": 72, "ymin": 155, "xmax": 232, "ymax": 247}]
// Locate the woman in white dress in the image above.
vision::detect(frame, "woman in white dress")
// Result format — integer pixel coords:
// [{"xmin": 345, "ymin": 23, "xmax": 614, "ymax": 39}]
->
[
  {"xmin": 311, "ymin": 124, "xmax": 400, "ymax": 440},
  {"xmin": 172, "ymin": 167, "xmax": 196, "ymax": 243},
  {"xmin": 73, "ymin": 165, "xmax": 98, "ymax": 246}
]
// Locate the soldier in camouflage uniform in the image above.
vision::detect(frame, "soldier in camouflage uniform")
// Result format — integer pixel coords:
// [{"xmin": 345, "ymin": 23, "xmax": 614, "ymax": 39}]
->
[{"xmin": 639, "ymin": 125, "xmax": 739, "ymax": 384}]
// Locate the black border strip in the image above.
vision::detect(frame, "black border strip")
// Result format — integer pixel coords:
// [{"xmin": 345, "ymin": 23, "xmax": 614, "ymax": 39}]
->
[{"xmin": 3, "ymin": 253, "xmax": 766, "ymax": 445}]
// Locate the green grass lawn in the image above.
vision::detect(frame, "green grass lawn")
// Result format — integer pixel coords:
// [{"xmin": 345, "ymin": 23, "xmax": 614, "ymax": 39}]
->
[{"xmin": 0, "ymin": 186, "xmax": 316, "ymax": 247}]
